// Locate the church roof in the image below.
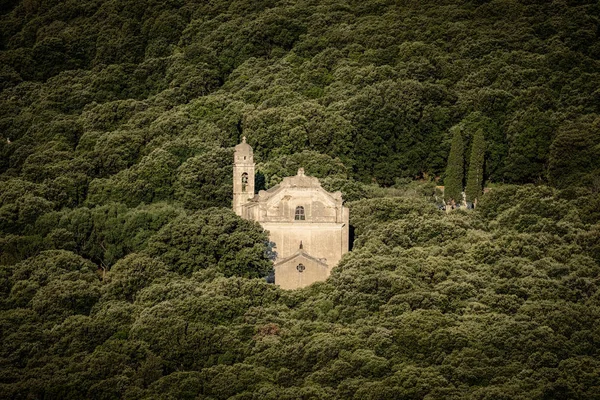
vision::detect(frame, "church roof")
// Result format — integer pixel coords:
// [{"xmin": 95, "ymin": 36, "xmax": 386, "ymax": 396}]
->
[{"xmin": 252, "ymin": 168, "xmax": 343, "ymax": 204}]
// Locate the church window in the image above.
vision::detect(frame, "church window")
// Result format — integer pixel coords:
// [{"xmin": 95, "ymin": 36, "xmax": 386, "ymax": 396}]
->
[
  {"xmin": 296, "ymin": 264, "xmax": 305, "ymax": 272},
  {"xmin": 241, "ymin": 172, "xmax": 248, "ymax": 192},
  {"xmin": 295, "ymin": 206, "xmax": 305, "ymax": 220}
]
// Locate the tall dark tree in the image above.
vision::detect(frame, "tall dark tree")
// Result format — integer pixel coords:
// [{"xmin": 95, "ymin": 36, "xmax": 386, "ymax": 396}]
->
[
  {"xmin": 444, "ymin": 129, "xmax": 464, "ymax": 204},
  {"xmin": 466, "ymin": 129, "xmax": 486, "ymax": 205}
]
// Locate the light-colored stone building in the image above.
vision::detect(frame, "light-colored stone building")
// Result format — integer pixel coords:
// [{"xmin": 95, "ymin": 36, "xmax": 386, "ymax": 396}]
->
[{"xmin": 233, "ymin": 137, "xmax": 349, "ymax": 289}]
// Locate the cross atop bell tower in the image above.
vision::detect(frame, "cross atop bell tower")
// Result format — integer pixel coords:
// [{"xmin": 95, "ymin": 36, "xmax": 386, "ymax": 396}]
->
[{"xmin": 233, "ymin": 136, "xmax": 255, "ymax": 216}]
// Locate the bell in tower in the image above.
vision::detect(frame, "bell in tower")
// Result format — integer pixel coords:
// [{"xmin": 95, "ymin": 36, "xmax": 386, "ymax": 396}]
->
[{"xmin": 233, "ymin": 136, "xmax": 255, "ymax": 216}]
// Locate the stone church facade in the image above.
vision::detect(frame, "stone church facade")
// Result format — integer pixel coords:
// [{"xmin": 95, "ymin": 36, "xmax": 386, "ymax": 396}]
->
[{"xmin": 233, "ymin": 137, "xmax": 349, "ymax": 289}]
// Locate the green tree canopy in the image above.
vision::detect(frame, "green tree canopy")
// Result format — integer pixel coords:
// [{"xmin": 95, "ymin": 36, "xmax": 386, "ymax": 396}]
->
[
  {"xmin": 144, "ymin": 208, "xmax": 272, "ymax": 277},
  {"xmin": 443, "ymin": 128, "xmax": 464, "ymax": 204},
  {"xmin": 465, "ymin": 129, "xmax": 486, "ymax": 204}
]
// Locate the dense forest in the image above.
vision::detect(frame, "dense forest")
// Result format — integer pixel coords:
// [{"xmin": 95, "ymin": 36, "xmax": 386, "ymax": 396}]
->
[{"xmin": 1, "ymin": 0, "xmax": 600, "ymax": 398}]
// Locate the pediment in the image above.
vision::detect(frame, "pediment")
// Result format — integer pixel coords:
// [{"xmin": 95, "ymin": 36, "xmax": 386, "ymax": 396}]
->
[
  {"xmin": 274, "ymin": 249, "xmax": 328, "ymax": 268},
  {"xmin": 264, "ymin": 186, "xmax": 339, "ymax": 208}
]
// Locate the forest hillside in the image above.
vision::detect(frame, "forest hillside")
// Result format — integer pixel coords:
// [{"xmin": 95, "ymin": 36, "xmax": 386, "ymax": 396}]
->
[{"xmin": 1, "ymin": 0, "xmax": 600, "ymax": 398}]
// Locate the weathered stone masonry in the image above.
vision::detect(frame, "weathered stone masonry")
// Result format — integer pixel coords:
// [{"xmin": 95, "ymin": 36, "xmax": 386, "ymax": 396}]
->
[{"xmin": 233, "ymin": 138, "xmax": 349, "ymax": 289}]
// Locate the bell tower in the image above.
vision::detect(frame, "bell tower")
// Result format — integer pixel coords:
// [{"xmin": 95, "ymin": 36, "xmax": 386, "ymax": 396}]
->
[{"xmin": 233, "ymin": 136, "xmax": 255, "ymax": 216}]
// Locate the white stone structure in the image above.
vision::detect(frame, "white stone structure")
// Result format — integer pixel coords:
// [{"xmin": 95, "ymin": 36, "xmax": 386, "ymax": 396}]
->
[{"xmin": 233, "ymin": 138, "xmax": 349, "ymax": 289}]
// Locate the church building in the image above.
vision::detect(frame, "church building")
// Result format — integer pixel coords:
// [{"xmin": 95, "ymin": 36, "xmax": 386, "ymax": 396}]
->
[{"xmin": 233, "ymin": 137, "xmax": 349, "ymax": 289}]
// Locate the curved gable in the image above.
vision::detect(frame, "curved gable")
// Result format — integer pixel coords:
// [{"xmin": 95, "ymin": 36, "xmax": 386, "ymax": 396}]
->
[{"xmin": 261, "ymin": 186, "xmax": 340, "ymax": 222}]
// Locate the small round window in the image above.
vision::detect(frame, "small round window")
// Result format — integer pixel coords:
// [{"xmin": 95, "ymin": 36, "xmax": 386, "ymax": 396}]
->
[{"xmin": 296, "ymin": 264, "xmax": 305, "ymax": 273}]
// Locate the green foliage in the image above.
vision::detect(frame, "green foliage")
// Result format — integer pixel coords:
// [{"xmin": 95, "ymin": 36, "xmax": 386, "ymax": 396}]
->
[
  {"xmin": 258, "ymin": 150, "xmax": 347, "ymax": 188},
  {"xmin": 2, "ymin": 183, "xmax": 600, "ymax": 398},
  {"xmin": 1, "ymin": 0, "xmax": 600, "ymax": 398},
  {"xmin": 350, "ymin": 197, "xmax": 438, "ymax": 238},
  {"xmin": 503, "ymin": 109, "xmax": 558, "ymax": 183},
  {"xmin": 548, "ymin": 115, "xmax": 600, "ymax": 189},
  {"xmin": 87, "ymin": 149, "xmax": 180, "ymax": 207},
  {"xmin": 6, "ymin": 250, "xmax": 100, "ymax": 318},
  {"xmin": 1, "ymin": 0, "xmax": 599, "ymax": 187},
  {"xmin": 144, "ymin": 208, "xmax": 272, "ymax": 277},
  {"xmin": 104, "ymin": 253, "xmax": 172, "ymax": 301},
  {"xmin": 34, "ymin": 202, "xmax": 182, "ymax": 268},
  {"xmin": 443, "ymin": 127, "xmax": 464, "ymax": 203},
  {"xmin": 465, "ymin": 129, "xmax": 485, "ymax": 203},
  {"xmin": 174, "ymin": 147, "xmax": 233, "ymax": 209}
]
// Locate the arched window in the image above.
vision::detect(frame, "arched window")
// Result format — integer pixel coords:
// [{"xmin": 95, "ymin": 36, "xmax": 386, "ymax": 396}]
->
[
  {"xmin": 295, "ymin": 206, "xmax": 305, "ymax": 220},
  {"xmin": 296, "ymin": 264, "xmax": 305, "ymax": 272},
  {"xmin": 241, "ymin": 172, "xmax": 248, "ymax": 192}
]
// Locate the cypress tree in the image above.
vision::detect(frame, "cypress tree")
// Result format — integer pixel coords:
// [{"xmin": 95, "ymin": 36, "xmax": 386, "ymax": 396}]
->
[
  {"xmin": 465, "ymin": 129, "xmax": 486, "ymax": 205},
  {"xmin": 444, "ymin": 129, "xmax": 464, "ymax": 204}
]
